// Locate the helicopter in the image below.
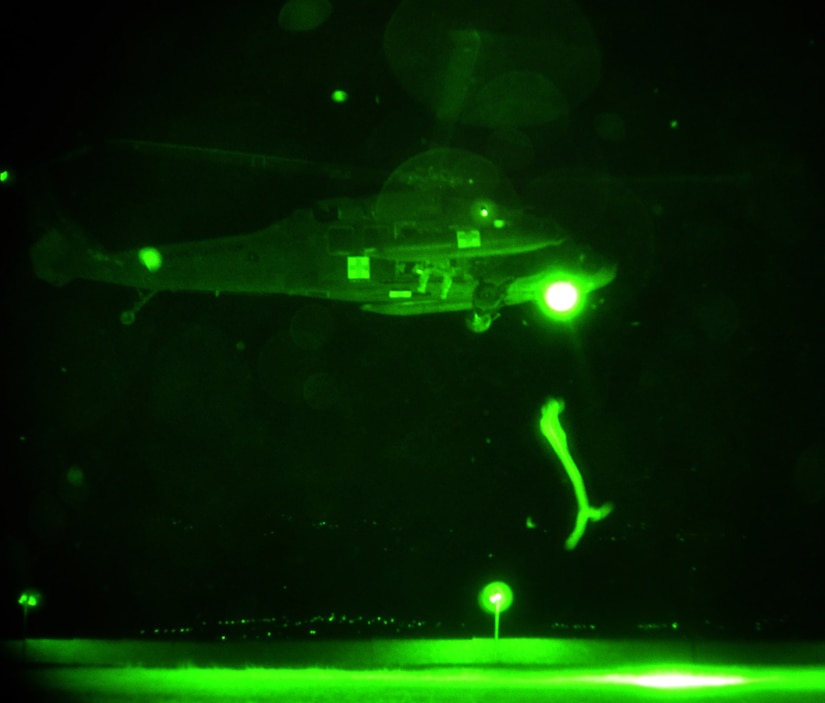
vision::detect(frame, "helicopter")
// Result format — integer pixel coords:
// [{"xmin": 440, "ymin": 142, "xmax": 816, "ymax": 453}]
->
[{"xmin": 28, "ymin": 141, "xmax": 620, "ymax": 333}]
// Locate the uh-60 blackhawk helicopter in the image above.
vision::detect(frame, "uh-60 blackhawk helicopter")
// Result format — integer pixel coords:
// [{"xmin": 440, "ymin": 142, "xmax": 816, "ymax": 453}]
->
[{"xmin": 29, "ymin": 140, "xmax": 620, "ymax": 332}]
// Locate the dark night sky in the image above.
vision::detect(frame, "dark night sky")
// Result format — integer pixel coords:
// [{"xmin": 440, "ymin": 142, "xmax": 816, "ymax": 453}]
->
[{"xmin": 2, "ymin": 1, "xmax": 823, "ymax": 641}]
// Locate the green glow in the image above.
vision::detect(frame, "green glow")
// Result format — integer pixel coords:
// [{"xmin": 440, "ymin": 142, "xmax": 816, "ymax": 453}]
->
[
  {"xmin": 137, "ymin": 247, "xmax": 162, "ymax": 272},
  {"xmin": 670, "ymin": 119, "xmax": 679, "ymax": 129},
  {"xmin": 478, "ymin": 582, "xmax": 513, "ymax": 614},
  {"xmin": 0, "ymin": 166, "xmax": 17, "ymax": 186},
  {"xmin": 26, "ymin": 664, "xmax": 825, "ymax": 701},
  {"xmin": 544, "ymin": 281, "xmax": 579, "ymax": 313},
  {"xmin": 536, "ymin": 259, "xmax": 618, "ymax": 322},
  {"xmin": 13, "ymin": 640, "xmax": 825, "ymax": 700},
  {"xmin": 331, "ymin": 90, "xmax": 348, "ymax": 103},
  {"xmin": 347, "ymin": 256, "xmax": 370, "ymax": 280},
  {"xmin": 539, "ymin": 276, "xmax": 587, "ymax": 320},
  {"xmin": 469, "ymin": 198, "xmax": 498, "ymax": 225},
  {"xmin": 539, "ymin": 398, "xmax": 614, "ymax": 549},
  {"xmin": 479, "ymin": 581, "xmax": 513, "ymax": 641},
  {"xmin": 597, "ymin": 672, "xmax": 746, "ymax": 689},
  {"xmin": 66, "ymin": 465, "xmax": 85, "ymax": 487},
  {"xmin": 278, "ymin": 0, "xmax": 332, "ymax": 32},
  {"xmin": 18, "ymin": 593, "xmax": 38, "ymax": 607}
]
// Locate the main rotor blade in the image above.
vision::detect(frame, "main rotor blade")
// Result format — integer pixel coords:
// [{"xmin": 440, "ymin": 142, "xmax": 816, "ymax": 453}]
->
[{"xmin": 105, "ymin": 139, "xmax": 376, "ymax": 181}]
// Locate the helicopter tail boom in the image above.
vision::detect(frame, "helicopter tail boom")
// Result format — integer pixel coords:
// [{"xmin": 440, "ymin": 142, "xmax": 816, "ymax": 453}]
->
[{"xmin": 30, "ymin": 226, "xmax": 87, "ymax": 287}]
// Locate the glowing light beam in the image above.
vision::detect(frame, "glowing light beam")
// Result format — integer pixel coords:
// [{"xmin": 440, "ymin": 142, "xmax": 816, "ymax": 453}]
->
[{"xmin": 539, "ymin": 398, "xmax": 614, "ymax": 549}]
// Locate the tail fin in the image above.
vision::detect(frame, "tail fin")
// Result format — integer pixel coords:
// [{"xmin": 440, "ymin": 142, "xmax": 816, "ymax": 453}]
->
[{"xmin": 29, "ymin": 220, "xmax": 91, "ymax": 287}]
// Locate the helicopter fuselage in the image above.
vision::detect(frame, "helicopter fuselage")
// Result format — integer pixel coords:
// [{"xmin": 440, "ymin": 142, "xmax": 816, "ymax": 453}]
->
[{"xmin": 31, "ymin": 196, "xmax": 618, "ymax": 324}]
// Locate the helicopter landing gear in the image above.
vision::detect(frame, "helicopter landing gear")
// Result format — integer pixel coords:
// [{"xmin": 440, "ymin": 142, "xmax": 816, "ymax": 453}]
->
[
  {"xmin": 120, "ymin": 289, "xmax": 158, "ymax": 325},
  {"xmin": 466, "ymin": 278, "xmax": 512, "ymax": 333}
]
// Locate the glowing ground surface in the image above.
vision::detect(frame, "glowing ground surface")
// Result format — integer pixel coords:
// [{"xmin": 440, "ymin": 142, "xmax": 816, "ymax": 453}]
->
[
  {"xmin": 6, "ymin": 639, "xmax": 825, "ymax": 702},
  {"xmin": 17, "ymin": 664, "xmax": 825, "ymax": 703}
]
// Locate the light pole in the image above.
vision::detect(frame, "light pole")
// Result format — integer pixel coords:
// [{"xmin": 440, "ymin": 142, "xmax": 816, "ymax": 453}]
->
[
  {"xmin": 478, "ymin": 581, "xmax": 513, "ymax": 641},
  {"xmin": 18, "ymin": 591, "xmax": 40, "ymax": 663}
]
